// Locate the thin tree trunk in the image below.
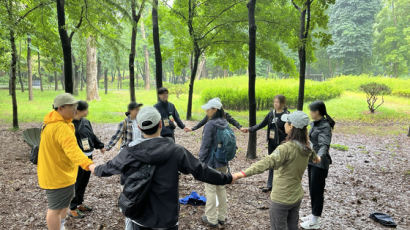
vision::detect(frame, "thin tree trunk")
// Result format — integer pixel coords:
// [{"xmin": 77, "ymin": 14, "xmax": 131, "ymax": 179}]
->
[
  {"xmin": 111, "ymin": 69, "xmax": 115, "ymax": 82},
  {"xmin": 86, "ymin": 36, "xmax": 100, "ymax": 101},
  {"xmin": 141, "ymin": 20, "xmax": 150, "ymax": 90},
  {"xmin": 197, "ymin": 55, "xmax": 206, "ymax": 80},
  {"xmin": 56, "ymin": 0, "xmax": 73, "ymax": 94},
  {"xmin": 18, "ymin": 40, "xmax": 24, "ymax": 92},
  {"xmin": 117, "ymin": 67, "xmax": 121, "ymax": 90},
  {"xmin": 97, "ymin": 57, "xmax": 101, "ymax": 89},
  {"xmin": 152, "ymin": 0, "xmax": 163, "ymax": 90},
  {"xmin": 52, "ymin": 59, "xmax": 58, "ymax": 90},
  {"xmin": 80, "ymin": 62, "xmax": 84, "ymax": 91},
  {"xmin": 104, "ymin": 68, "xmax": 108, "ymax": 94},
  {"xmin": 296, "ymin": 2, "xmax": 310, "ymax": 111},
  {"xmin": 246, "ymin": 0, "xmax": 257, "ymax": 159},
  {"xmin": 7, "ymin": 0, "xmax": 18, "ymax": 128},
  {"xmin": 60, "ymin": 64, "xmax": 65, "ymax": 90},
  {"xmin": 72, "ymin": 55, "xmax": 79, "ymax": 95},
  {"xmin": 38, "ymin": 52, "xmax": 43, "ymax": 92},
  {"xmin": 129, "ymin": 0, "xmax": 137, "ymax": 101},
  {"xmin": 27, "ymin": 35, "xmax": 33, "ymax": 100},
  {"xmin": 186, "ymin": 50, "xmax": 200, "ymax": 120}
]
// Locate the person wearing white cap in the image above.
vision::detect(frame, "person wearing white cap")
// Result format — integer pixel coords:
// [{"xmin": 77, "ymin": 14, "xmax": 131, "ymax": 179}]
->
[
  {"xmin": 91, "ymin": 107, "xmax": 233, "ymax": 230},
  {"xmin": 231, "ymin": 111, "xmax": 321, "ymax": 230},
  {"xmin": 199, "ymin": 98, "xmax": 234, "ymax": 228}
]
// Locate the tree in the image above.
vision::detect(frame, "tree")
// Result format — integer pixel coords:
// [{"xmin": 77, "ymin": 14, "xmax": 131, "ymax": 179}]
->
[
  {"xmin": 86, "ymin": 36, "xmax": 100, "ymax": 101},
  {"xmin": 360, "ymin": 82, "xmax": 391, "ymax": 113},
  {"xmin": 374, "ymin": 0, "xmax": 409, "ymax": 77},
  {"xmin": 153, "ymin": 0, "xmax": 163, "ymax": 90},
  {"xmin": 129, "ymin": 0, "xmax": 146, "ymax": 102},
  {"xmin": 37, "ymin": 52, "xmax": 43, "ymax": 91},
  {"xmin": 327, "ymin": 0, "xmax": 381, "ymax": 75},
  {"xmin": 17, "ymin": 40, "xmax": 24, "ymax": 92},
  {"xmin": 141, "ymin": 20, "xmax": 151, "ymax": 90},
  {"xmin": 27, "ymin": 35, "xmax": 33, "ymax": 100},
  {"xmin": 246, "ymin": 0, "xmax": 257, "ymax": 159}
]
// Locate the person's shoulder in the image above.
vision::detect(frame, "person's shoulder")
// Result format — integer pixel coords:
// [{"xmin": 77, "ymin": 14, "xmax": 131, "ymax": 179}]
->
[{"xmin": 319, "ymin": 120, "xmax": 331, "ymax": 129}]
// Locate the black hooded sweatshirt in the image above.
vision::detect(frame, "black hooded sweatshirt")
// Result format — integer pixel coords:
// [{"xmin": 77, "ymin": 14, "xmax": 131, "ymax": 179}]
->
[{"xmin": 94, "ymin": 137, "xmax": 232, "ymax": 229}]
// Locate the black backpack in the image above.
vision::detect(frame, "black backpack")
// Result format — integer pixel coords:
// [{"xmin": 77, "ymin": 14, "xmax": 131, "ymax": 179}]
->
[{"xmin": 118, "ymin": 161, "xmax": 156, "ymax": 219}]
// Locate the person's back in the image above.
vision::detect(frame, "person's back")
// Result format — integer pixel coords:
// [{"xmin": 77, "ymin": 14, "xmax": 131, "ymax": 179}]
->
[{"xmin": 93, "ymin": 106, "xmax": 231, "ymax": 229}]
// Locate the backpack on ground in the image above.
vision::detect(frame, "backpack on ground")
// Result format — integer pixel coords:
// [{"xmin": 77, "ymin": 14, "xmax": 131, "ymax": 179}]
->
[
  {"xmin": 118, "ymin": 160, "xmax": 156, "ymax": 219},
  {"xmin": 22, "ymin": 126, "xmax": 44, "ymax": 165},
  {"xmin": 212, "ymin": 126, "xmax": 237, "ymax": 164}
]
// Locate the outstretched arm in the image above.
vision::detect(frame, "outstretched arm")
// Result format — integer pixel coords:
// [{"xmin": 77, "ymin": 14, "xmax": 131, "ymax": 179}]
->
[
  {"xmin": 225, "ymin": 112, "xmax": 242, "ymax": 130},
  {"xmin": 93, "ymin": 149, "xmax": 129, "ymax": 177},
  {"xmin": 177, "ymin": 147, "xmax": 232, "ymax": 185},
  {"xmin": 191, "ymin": 115, "xmax": 208, "ymax": 131},
  {"xmin": 248, "ymin": 112, "xmax": 270, "ymax": 132},
  {"xmin": 173, "ymin": 106, "xmax": 186, "ymax": 129},
  {"xmin": 105, "ymin": 122, "xmax": 124, "ymax": 151}
]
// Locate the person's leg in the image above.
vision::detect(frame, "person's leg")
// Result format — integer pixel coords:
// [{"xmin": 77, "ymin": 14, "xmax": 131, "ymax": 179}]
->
[
  {"xmin": 70, "ymin": 167, "xmax": 84, "ymax": 210},
  {"xmin": 204, "ymin": 183, "xmax": 218, "ymax": 225},
  {"xmin": 47, "ymin": 209, "xmax": 64, "ymax": 230},
  {"xmin": 266, "ymin": 143, "xmax": 276, "ymax": 189},
  {"xmin": 216, "ymin": 167, "xmax": 228, "ymax": 223},
  {"xmin": 76, "ymin": 168, "xmax": 91, "ymax": 208},
  {"xmin": 287, "ymin": 200, "xmax": 302, "ymax": 230},
  {"xmin": 269, "ymin": 201, "xmax": 289, "ymax": 230},
  {"xmin": 310, "ymin": 166, "xmax": 328, "ymax": 217}
]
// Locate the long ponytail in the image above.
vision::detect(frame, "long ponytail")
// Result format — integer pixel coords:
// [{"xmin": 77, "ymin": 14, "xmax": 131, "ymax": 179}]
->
[{"xmin": 309, "ymin": 100, "xmax": 335, "ymax": 129}]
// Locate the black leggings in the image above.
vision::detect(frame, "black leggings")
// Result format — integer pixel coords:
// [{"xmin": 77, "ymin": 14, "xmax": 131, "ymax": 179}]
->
[
  {"xmin": 132, "ymin": 224, "xmax": 178, "ymax": 230},
  {"xmin": 308, "ymin": 165, "xmax": 328, "ymax": 216},
  {"xmin": 70, "ymin": 155, "xmax": 92, "ymax": 210},
  {"xmin": 266, "ymin": 142, "xmax": 279, "ymax": 188}
]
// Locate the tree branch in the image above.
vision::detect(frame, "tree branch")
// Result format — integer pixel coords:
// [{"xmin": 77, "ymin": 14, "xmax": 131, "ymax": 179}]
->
[
  {"xmin": 16, "ymin": 1, "xmax": 53, "ymax": 25},
  {"xmin": 161, "ymin": 0, "xmax": 187, "ymax": 20},
  {"xmin": 69, "ymin": 6, "xmax": 84, "ymax": 41},
  {"xmin": 204, "ymin": 0, "xmax": 246, "ymax": 28},
  {"xmin": 291, "ymin": 0, "xmax": 301, "ymax": 12}
]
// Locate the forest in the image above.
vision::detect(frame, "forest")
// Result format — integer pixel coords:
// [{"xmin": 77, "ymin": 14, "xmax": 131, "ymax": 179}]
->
[{"xmin": 0, "ymin": 0, "xmax": 409, "ymax": 230}]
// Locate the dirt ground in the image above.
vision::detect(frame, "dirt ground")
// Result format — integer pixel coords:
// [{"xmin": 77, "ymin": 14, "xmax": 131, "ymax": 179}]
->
[{"xmin": 0, "ymin": 121, "xmax": 409, "ymax": 230}]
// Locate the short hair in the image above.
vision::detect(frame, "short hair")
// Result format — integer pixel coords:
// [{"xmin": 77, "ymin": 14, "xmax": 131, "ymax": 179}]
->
[
  {"xmin": 157, "ymin": 87, "xmax": 169, "ymax": 95},
  {"xmin": 141, "ymin": 122, "xmax": 160, "ymax": 135},
  {"xmin": 77, "ymin": 101, "xmax": 89, "ymax": 111}
]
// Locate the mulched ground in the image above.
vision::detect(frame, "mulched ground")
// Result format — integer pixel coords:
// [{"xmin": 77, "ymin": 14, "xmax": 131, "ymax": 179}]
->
[{"xmin": 0, "ymin": 121, "xmax": 408, "ymax": 230}]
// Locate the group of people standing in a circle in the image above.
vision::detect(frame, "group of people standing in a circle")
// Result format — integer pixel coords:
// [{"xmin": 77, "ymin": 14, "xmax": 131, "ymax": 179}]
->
[{"xmin": 37, "ymin": 87, "xmax": 334, "ymax": 230}]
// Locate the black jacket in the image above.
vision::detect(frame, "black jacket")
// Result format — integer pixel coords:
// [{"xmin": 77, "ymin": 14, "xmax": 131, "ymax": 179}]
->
[
  {"xmin": 154, "ymin": 101, "xmax": 185, "ymax": 137},
  {"xmin": 94, "ymin": 137, "xmax": 232, "ymax": 229},
  {"xmin": 72, "ymin": 118, "xmax": 104, "ymax": 153},
  {"xmin": 192, "ymin": 112, "xmax": 242, "ymax": 131},
  {"xmin": 249, "ymin": 110, "xmax": 289, "ymax": 147},
  {"xmin": 309, "ymin": 118, "xmax": 332, "ymax": 169}
]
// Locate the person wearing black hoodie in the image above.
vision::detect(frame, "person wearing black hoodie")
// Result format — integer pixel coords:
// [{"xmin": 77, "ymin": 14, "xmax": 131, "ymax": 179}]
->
[
  {"xmin": 242, "ymin": 95, "xmax": 289, "ymax": 193},
  {"xmin": 90, "ymin": 107, "xmax": 233, "ymax": 230},
  {"xmin": 70, "ymin": 101, "xmax": 105, "ymax": 218},
  {"xmin": 154, "ymin": 87, "xmax": 189, "ymax": 141}
]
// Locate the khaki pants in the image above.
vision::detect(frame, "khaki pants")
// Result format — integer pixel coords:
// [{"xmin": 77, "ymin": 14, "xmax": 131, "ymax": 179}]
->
[{"xmin": 204, "ymin": 166, "xmax": 228, "ymax": 225}]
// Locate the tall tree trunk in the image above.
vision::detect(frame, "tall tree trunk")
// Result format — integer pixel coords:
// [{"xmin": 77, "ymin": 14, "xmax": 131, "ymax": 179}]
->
[
  {"xmin": 246, "ymin": 0, "xmax": 257, "ymax": 159},
  {"xmin": 141, "ymin": 20, "xmax": 151, "ymax": 90},
  {"xmin": 117, "ymin": 67, "xmax": 121, "ymax": 90},
  {"xmin": 129, "ymin": 0, "xmax": 137, "ymax": 102},
  {"xmin": 111, "ymin": 69, "xmax": 115, "ymax": 82},
  {"xmin": 86, "ymin": 36, "xmax": 100, "ymax": 101},
  {"xmin": 197, "ymin": 55, "xmax": 206, "ymax": 80},
  {"xmin": 97, "ymin": 57, "xmax": 101, "ymax": 89},
  {"xmin": 52, "ymin": 59, "xmax": 58, "ymax": 90},
  {"xmin": 104, "ymin": 68, "xmax": 108, "ymax": 94},
  {"xmin": 9, "ymin": 67, "xmax": 12, "ymax": 96},
  {"xmin": 186, "ymin": 49, "xmax": 200, "ymax": 120},
  {"xmin": 80, "ymin": 62, "xmax": 84, "ymax": 91},
  {"xmin": 7, "ymin": 0, "xmax": 18, "ymax": 128},
  {"xmin": 27, "ymin": 35, "xmax": 33, "ymax": 100},
  {"xmin": 38, "ymin": 52, "xmax": 43, "ymax": 91},
  {"xmin": 56, "ymin": 0, "xmax": 73, "ymax": 94},
  {"xmin": 72, "ymin": 55, "xmax": 79, "ymax": 95},
  {"xmin": 18, "ymin": 40, "xmax": 24, "ymax": 92},
  {"xmin": 152, "ymin": 0, "xmax": 163, "ymax": 90},
  {"xmin": 60, "ymin": 64, "xmax": 65, "ymax": 90}
]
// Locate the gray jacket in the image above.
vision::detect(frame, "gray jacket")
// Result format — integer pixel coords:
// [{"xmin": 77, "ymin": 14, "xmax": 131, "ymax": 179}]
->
[
  {"xmin": 309, "ymin": 118, "xmax": 332, "ymax": 169},
  {"xmin": 199, "ymin": 118, "xmax": 229, "ymax": 169}
]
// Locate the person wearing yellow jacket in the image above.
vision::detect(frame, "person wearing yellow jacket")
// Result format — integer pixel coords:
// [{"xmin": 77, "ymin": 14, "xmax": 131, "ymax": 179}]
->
[{"xmin": 37, "ymin": 93, "xmax": 95, "ymax": 230}]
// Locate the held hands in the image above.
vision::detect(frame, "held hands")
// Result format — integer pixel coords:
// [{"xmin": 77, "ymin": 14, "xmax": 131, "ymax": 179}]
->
[
  {"xmin": 184, "ymin": 127, "xmax": 192, "ymax": 132},
  {"xmin": 89, "ymin": 164, "xmax": 96, "ymax": 174},
  {"xmin": 231, "ymin": 172, "xmax": 246, "ymax": 184},
  {"xmin": 240, "ymin": 128, "xmax": 249, "ymax": 133},
  {"xmin": 100, "ymin": 148, "xmax": 106, "ymax": 154},
  {"xmin": 312, "ymin": 156, "xmax": 321, "ymax": 164}
]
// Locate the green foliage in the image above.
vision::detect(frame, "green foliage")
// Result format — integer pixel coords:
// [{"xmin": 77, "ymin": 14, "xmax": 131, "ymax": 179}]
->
[
  {"xmin": 328, "ymin": 75, "xmax": 409, "ymax": 91},
  {"xmin": 163, "ymin": 82, "xmax": 187, "ymax": 99},
  {"xmin": 392, "ymin": 89, "xmax": 410, "ymax": 97},
  {"xmin": 200, "ymin": 76, "xmax": 342, "ymax": 110},
  {"xmin": 327, "ymin": 0, "xmax": 382, "ymax": 75},
  {"xmin": 373, "ymin": 0, "xmax": 410, "ymax": 77},
  {"xmin": 330, "ymin": 144, "xmax": 349, "ymax": 151},
  {"xmin": 360, "ymin": 82, "xmax": 391, "ymax": 113}
]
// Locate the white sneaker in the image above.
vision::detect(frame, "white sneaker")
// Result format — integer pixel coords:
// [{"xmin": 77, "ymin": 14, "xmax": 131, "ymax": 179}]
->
[
  {"xmin": 301, "ymin": 214, "xmax": 312, "ymax": 222},
  {"xmin": 300, "ymin": 219, "xmax": 320, "ymax": 229}
]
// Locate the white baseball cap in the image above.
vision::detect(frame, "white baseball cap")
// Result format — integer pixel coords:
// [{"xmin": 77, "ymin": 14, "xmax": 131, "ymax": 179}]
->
[
  {"xmin": 281, "ymin": 111, "xmax": 310, "ymax": 129},
  {"xmin": 137, "ymin": 107, "xmax": 162, "ymax": 130},
  {"xmin": 201, "ymin": 98, "xmax": 223, "ymax": 110}
]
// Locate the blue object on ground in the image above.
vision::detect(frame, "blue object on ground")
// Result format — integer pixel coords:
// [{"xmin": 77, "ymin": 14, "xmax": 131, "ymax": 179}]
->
[{"xmin": 179, "ymin": 191, "xmax": 206, "ymax": 206}]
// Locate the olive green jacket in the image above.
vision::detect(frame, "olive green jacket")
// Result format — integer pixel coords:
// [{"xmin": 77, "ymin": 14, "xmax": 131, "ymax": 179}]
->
[{"xmin": 244, "ymin": 141, "xmax": 317, "ymax": 205}]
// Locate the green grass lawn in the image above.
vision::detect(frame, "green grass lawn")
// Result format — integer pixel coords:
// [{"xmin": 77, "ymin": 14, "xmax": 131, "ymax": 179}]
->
[{"xmin": 0, "ymin": 88, "xmax": 408, "ymax": 126}]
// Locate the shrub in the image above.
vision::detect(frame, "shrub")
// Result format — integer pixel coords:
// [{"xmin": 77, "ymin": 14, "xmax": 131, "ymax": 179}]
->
[
  {"xmin": 328, "ymin": 75, "xmax": 409, "ymax": 92},
  {"xmin": 392, "ymin": 89, "xmax": 410, "ymax": 98},
  {"xmin": 163, "ymin": 82, "xmax": 187, "ymax": 98},
  {"xmin": 360, "ymin": 82, "xmax": 391, "ymax": 113}
]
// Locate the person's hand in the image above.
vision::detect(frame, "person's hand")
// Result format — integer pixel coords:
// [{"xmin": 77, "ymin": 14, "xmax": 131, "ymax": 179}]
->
[
  {"xmin": 100, "ymin": 148, "xmax": 106, "ymax": 154},
  {"xmin": 184, "ymin": 127, "xmax": 192, "ymax": 132},
  {"xmin": 240, "ymin": 128, "xmax": 249, "ymax": 133},
  {"xmin": 231, "ymin": 172, "xmax": 246, "ymax": 184},
  {"xmin": 89, "ymin": 164, "xmax": 96, "ymax": 174},
  {"xmin": 312, "ymin": 156, "xmax": 321, "ymax": 164}
]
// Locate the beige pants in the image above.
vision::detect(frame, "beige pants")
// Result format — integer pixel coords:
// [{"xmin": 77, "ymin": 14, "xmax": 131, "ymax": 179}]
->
[{"xmin": 204, "ymin": 166, "xmax": 228, "ymax": 225}]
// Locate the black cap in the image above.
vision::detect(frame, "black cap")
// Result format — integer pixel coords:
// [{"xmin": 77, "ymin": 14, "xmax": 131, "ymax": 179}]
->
[
  {"xmin": 157, "ymin": 87, "xmax": 169, "ymax": 95},
  {"xmin": 127, "ymin": 102, "xmax": 143, "ymax": 112}
]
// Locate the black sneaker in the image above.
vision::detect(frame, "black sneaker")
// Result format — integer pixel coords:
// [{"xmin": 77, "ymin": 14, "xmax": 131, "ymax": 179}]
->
[
  {"xmin": 261, "ymin": 187, "xmax": 272, "ymax": 193},
  {"xmin": 201, "ymin": 215, "xmax": 218, "ymax": 228},
  {"xmin": 218, "ymin": 219, "xmax": 226, "ymax": 226}
]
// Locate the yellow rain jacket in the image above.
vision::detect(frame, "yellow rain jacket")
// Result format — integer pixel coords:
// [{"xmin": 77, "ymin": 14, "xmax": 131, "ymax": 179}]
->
[{"xmin": 37, "ymin": 110, "xmax": 93, "ymax": 189}]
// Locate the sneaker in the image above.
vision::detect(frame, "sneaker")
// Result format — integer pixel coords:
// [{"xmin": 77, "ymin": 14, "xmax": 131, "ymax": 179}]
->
[
  {"xmin": 301, "ymin": 214, "xmax": 312, "ymax": 222},
  {"xmin": 300, "ymin": 219, "xmax": 320, "ymax": 229},
  {"xmin": 261, "ymin": 187, "xmax": 272, "ymax": 193},
  {"xmin": 218, "ymin": 219, "xmax": 226, "ymax": 226},
  {"xmin": 201, "ymin": 215, "xmax": 218, "ymax": 228},
  {"xmin": 78, "ymin": 204, "xmax": 93, "ymax": 212},
  {"xmin": 69, "ymin": 209, "xmax": 85, "ymax": 219}
]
